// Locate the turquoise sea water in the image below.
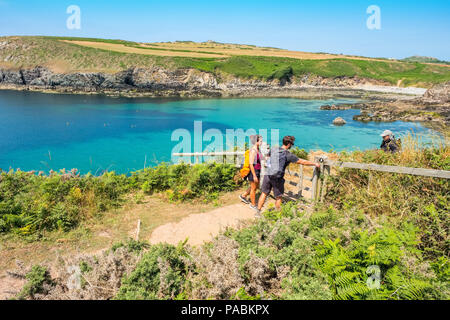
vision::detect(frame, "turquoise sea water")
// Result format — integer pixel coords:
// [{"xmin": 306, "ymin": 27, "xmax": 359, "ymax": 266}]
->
[{"xmin": 0, "ymin": 90, "xmax": 434, "ymax": 174}]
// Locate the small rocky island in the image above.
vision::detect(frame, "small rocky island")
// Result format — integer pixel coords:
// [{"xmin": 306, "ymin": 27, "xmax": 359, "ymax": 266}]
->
[{"xmin": 333, "ymin": 117, "xmax": 347, "ymax": 125}]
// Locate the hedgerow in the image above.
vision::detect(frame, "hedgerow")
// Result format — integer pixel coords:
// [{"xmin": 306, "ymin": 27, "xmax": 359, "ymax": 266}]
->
[{"xmin": 0, "ymin": 163, "xmax": 240, "ymax": 236}]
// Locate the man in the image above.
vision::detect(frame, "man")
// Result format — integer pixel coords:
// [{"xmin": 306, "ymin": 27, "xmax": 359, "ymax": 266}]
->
[
  {"xmin": 256, "ymin": 136, "xmax": 320, "ymax": 215},
  {"xmin": 380, "ymin": 130, "xmax": 399, "ymax": 153}
]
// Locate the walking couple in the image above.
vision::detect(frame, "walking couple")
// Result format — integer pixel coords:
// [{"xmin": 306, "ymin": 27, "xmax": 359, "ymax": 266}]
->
[{"xmin": 239, "ymin": 135, "xmax": 320, "ymax": 216}]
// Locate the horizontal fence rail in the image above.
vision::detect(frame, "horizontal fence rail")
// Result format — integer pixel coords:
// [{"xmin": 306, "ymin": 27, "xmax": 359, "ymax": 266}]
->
[
  {"xmin": 172, "ymin": 152, "xmax": 450, "ymax": 203},
  {"xmin": 172, "ymin": 152, "xmax": 244, "ymax": 157},
  {"xmin": 173, "ymin": 151, "xmax": 244, "ymax": 166},
  {"xmin": 326, "ymin": 160, "xmax": 450, "ymax": 179}
]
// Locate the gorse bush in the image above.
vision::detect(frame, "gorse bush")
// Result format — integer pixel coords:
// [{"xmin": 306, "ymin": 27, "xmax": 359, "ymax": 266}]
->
[
  {"xmin": 17, "ymin": 265, "xmax": 54, "ymax": 300},
  {"xmin": 115, "ymin": 242, "xmax": 192, "ymax": 300},
  {"xmin": 290, "ymin": 147, "xmax": 308, "ymax": 160},
  {"xmin": 0, "ymin": 163, "xmax": 240, "ymax": 236}
]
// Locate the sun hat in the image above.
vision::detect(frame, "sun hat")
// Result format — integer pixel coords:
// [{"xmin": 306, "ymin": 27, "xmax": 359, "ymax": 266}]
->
[{"xmin": 380, "ymin": 130, "xmax": 393, "ymax": 137}]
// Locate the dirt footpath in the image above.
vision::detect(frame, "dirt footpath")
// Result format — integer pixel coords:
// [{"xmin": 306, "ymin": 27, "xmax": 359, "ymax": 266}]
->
[
  {"xmin": 149, "ymin": 203, "xmax": 258, "ymax": 246},
  {"xmin": 148, "ymin": 165, "xmax": 320, "ymax": 246}
]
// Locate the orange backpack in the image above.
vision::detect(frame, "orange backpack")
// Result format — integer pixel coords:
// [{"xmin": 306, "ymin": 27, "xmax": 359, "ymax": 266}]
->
[{"xmin": 239, "ymin": 149, "xmax": 251, "ymax": 178}]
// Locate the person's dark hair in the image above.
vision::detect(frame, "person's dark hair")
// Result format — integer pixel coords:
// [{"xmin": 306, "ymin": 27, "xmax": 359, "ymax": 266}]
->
[{"xmin": 282, "ymin": 136, "xmax": 295, "ymax": 146}]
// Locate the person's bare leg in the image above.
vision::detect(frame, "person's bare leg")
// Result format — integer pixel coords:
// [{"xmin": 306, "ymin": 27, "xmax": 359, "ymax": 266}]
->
[
  {"xmin": 241, "ymin": 186, "xmax": 251, "ymax": 198},
  {"xmin": 250, "ymin": 182, "xmax": 258, "ymax": 206},
  {"xmin": 257, "ymin": 192, "xmax": 268, "ymax": 210},
  {"xmin": 275, "ymin": 197, "xmax": 283, "ymax": 210}
]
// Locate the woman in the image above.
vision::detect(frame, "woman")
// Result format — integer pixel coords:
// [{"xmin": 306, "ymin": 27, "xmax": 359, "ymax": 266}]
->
[{"xmin": 239, "ymin": 135, "xmax": 263, "ymax": 210}]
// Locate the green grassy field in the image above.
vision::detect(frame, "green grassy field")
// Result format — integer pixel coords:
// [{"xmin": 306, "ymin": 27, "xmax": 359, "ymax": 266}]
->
[{"xmin": 1, "ymin": 36, "xmax": 450, "ymax": 87}]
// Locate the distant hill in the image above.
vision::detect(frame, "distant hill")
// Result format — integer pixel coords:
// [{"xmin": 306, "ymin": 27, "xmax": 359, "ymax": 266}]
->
[
  {"xmin": 402, "ymin": 56, "xmax": 449, "ymax": 65},
  {"xmin": 1, "ymin": 36, "xmax": 450, "ymax": 87}
]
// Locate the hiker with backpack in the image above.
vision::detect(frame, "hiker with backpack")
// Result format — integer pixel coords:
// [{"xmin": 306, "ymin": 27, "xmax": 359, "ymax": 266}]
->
[
  {"xmin": 239, "ymin": 135, "xmax": 263, "ymax": 209},
  {"xmin": 380, "ymin": 130, "xmax": 400, "ymax": 153},
  {"xmin": 256, "ymin": 136, "xmax": 320, "ymax": 215}
]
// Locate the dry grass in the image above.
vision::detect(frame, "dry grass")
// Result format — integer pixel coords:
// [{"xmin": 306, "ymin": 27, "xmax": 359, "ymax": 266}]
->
[
  {"xmin": 143, "ymin": 41, "xmax": 401, "ymax": 62},
  {"xmin": 62, "ymin": 40, "xmax": 227, "ymax": 58},
  {"xmin": 326, "ymin": 134, "xmax": 449, "ymax": 219},
  {"xmin": 64, "ymin": 40, "xmax": 400, "ymax": 63}
]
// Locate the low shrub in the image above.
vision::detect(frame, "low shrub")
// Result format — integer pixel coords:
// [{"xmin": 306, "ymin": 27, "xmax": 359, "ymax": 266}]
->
[
  {"xmin": 16, "ymin": 265, "xmax": 54, "ymax": 300},
  {"xmin": 0, "ymin": 163, "xmax": 240, "ymax": 236},
  {"xmin": 115, "ymin": 242, "xmax": 192, "ymax": 300},
  {"xmin": 290, "ymin": 147, "xmax": 308, "ymax": 160}
]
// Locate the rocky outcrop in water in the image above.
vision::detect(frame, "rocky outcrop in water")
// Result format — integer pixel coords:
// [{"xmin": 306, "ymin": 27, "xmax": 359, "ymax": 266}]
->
[
  {"xmin": 319, "ymin": 103, "xmax": 369, "ymax": 110},
  {"xmin": 332, "ymin": 117, "xmax": 347, "ymax": 125},
  {"xmin": 320, "ymin": 104, "xmax": 351, "ymax": 110}
]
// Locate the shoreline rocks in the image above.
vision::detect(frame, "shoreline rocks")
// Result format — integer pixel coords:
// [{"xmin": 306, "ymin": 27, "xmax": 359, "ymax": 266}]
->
[
  {"xmin": 317, "ymin": 82, "xmax": 450, "ymax": 133},
  {"xmin": 0, "ymin": 66, "xmax": 426, "ymax": 99},
  {"xmin": 320, "ymin": 104, "xmax": 351, "ymax": 110}
]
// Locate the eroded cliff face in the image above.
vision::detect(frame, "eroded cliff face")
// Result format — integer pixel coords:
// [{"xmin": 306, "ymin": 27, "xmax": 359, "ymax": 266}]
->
[
  {"xmin": 0, "ymin": 67, "xmax": 217, "ymax": 94},
  {"xmin": 0, "ymin": 66, "xmax": 392, "ymax": 98}
]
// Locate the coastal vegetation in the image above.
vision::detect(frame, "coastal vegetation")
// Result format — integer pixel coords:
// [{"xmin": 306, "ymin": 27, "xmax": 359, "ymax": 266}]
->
[
  {"xmin": 0, "ymin": 163, "xmax": 239, "ymax": 236},
  {"xmin": 6, "ymin": 137, "xmax": 449, "ymax": 300},
  {"xmin": 1, "ymin": 36, "xmax": 450, "ymax": 87}
]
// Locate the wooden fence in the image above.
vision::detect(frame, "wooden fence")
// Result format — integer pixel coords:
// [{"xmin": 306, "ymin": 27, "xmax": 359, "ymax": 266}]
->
[{"xmin": 172, "ymin": 152, "xmax": 450, "ymax": 202}]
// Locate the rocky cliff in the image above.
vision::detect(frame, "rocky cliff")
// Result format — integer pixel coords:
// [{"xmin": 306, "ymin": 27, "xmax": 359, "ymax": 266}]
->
[
  {"xmin": 0, "ymin": 67, "xmax": 217, "ymax": 96},
  {"xmin": 0, "ymin": 66, "xmax": 403, "ymax": 99}
]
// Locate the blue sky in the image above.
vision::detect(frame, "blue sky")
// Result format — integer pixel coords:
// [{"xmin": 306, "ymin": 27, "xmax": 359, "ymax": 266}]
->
[{"xmin": 0, "ymin": 0, "xmax": 449, "ymax": 60}]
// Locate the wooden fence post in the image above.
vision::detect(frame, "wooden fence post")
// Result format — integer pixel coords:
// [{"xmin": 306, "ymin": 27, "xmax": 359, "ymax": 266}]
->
[
  {"xmin": 298, "ymin": 164, "xmax": 304, "ymax": 198},
  {"xmin": 311, "ymin": 156, "xmax": 320, "ymax": 201},
  {"xmin": 260, "ymin": 158, "xmax": 266, "ymax": 189},
  {"xmin": 320, "ymin": 164, "xmax": 330, "ymax": 203},
  {"xmin": 317, "ymin": 156, "xmax": 328, "ymax": 202},
  {"xmin": 311, "ymin": 168, "xmax": 318, "ymax": 201}
]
